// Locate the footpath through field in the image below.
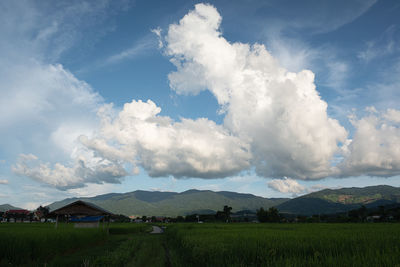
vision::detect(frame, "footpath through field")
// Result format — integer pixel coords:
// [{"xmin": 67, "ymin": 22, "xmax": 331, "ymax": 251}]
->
[
  {"xmin": 148, "ymin": 225, "xmax": 171, "ymax": 267},
  {"xmin": 150, "ymin": 225, "xmax": 164, "ymax": 234}
]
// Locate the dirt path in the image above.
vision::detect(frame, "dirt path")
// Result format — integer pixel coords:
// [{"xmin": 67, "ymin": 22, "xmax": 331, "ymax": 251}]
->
[
  {"xmin": 150, "ymin": 225, "xmax": 163, "ymax": 234},
  {"xmin": 149, "ymin": 225, "xmax": 171, "ymax": 266},
  {"xmin": 162, "ymin": 242, "xmax": 172, "ymax": 267}
]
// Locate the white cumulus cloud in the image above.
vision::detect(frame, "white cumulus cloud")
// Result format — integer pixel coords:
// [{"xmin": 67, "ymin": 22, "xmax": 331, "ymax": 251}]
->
[
  {"xmin": 268, "ymin": 178, "xmax": 332, "ymax": 196},
  {"xmin": 165, "ymin": 3, "xmax": 347, "ymax": 180},
  {"xmin": 12, "ymin": 153, "xmax": 127, "ymax": 190},
  {"xmin": 2, "ymin": 1, "xmax": 130, "ymax": 190},
  {"xmin": 80, "ymin": 99, "xmax": 251, "ymax": 178},
  {"xmin": 340, "ymin": 108, "xmax": 400, "ymax": 177},
  {"xmin": 268, "ymin": 178, "xmax": 306, "ymax": 195}
]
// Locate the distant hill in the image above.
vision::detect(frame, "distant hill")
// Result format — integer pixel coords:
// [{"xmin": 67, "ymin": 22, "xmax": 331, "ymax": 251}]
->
[
  {"xmin": 47, "ymin": 185, "xmax": 400, "ymax": 217},
  {"xmin": 48, "ymin": 189, "xmax": 288, "ymax": 217},
  {"xmin": 0, "ymin": 204, "xmax": 21, "ymax": 212},
  {"xmin": 277, "ymin": 185, "xmax": 400, "ymax": 215}
]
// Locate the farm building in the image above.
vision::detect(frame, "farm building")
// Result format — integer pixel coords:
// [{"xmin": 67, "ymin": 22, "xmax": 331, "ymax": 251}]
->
[
  {"xmin": 50, "ymin": 200, "xmax": 113, "ymax": 228},
  {"xmin": 4, "ymin": 209, "xmax": 32, "ymax": 222}
]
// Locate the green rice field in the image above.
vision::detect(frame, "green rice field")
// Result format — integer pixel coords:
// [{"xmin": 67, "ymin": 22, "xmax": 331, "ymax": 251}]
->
[
  {"xmin": 0, "ymin": 223, "xmax": 152, "ymax": 266},
  {"xmin": 165, "ymin": 223, "xmax": 400, "ymax": 267},
  {"xmin": 1, "ymin": 223, "xmax": 400, "ymax": 266}
]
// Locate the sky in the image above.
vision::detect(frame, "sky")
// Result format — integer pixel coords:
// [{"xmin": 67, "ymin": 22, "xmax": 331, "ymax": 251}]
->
[{"xmin": 1, "ymin": 0, "xmax": 400, "ymax": 209}]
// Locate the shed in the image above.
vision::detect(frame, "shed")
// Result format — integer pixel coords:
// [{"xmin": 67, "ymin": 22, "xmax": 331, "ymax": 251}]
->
[
  {"xmin": 4, "ymin": 209, "xmax": 31, "ymax": 222},
  {"xmin": 50, "ymin": 200, "xmax": 113, "ymax": 228}
]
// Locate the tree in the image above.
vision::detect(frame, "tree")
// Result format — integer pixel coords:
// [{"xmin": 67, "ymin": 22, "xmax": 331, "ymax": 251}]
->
[
  {"xmin": 185, "ymin": 214, "xmax": 198, "ymax": 222},
  {"xmin": 223, "ymin": 205, "xmax": 232, "ymax": 222},
  {"xmin": 348, "ymin": 205, "xmax": 368, "ymax": 222},
  {"xmin": 359, "ymin": 205, "xmax": 367, "ymax": 222},
  {"xmin": 257, "ymin": 207, "xmax": 281, "ymax": 223},
  {"xmin": 216, "ymin": 206, "xmax": 233, "ymax": 222},
  {"xmin": 36, "ymin": 206, "xmax": 49, "ymax": 222},
  {"xmin": 114, "ymin": 214, "xmax": 130, "ymax": 222},
  {"xmin": 256, "ymin": 207, "xmax": 268, "ymax": 222},
  {"xmin": 268, "ymin": 207, "xmax": 280, "ymax": 222},
  {"xmin": 378, "ymin": 205, "xmax": 387, "ymax": 221}
]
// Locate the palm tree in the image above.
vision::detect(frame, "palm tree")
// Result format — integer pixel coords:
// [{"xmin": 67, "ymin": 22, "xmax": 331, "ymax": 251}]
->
[{"xmin": 223, "ymin": 205, "xmax": 232, "ymax": 222}]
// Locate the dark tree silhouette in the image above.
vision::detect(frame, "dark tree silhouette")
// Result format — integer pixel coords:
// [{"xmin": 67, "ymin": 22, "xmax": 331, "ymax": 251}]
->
[
  {"xmin": 256, "ymin": 207, "xmax": 268, "ymax": 222},
  {"xmin": 223, "ymin": 205, "xmax": 232, "ymax": 222},
  {"xmin": 257, "ymin": 207, "xmax": 280, "ymax": 222},
  {"xmin": 215, "ymin": 205, "xmax": 233, "ymax": 222},
  {"xmin": 268, "ymin": 207, "xmax": 280, "ymax": 222},
  {"xmin": 36, "ymin": 205, "xmax": 49, "ymax": 222}
]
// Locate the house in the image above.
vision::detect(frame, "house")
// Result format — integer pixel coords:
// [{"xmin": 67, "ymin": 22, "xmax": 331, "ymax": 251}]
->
[
  {"xmin": 50, "ymin": 200, "xmax": 113, "ymax": 228},
  {"xmin": 4, "ymin": 209, "xmax": 31, "ymax": 222},
  {"xmin": 366, "ymin": 215, "xmax": 381, "ymax": 222}
]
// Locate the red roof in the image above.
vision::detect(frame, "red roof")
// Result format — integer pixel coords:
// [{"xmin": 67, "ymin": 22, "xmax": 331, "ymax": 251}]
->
[{"xmin": 5, "ymin": 209, "xmax": 30, "ymax": 214}]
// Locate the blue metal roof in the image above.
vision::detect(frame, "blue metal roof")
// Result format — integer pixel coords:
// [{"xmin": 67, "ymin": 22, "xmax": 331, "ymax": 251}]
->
[{"xmin": 70, "ymin": 215, "xmax": 104, "ymax": 222}]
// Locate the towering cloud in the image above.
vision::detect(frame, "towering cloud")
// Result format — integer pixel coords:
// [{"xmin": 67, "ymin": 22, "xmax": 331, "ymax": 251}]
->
[{"xmin": 166, "ymin": 3, "xmax": 347, "ymax": 179}]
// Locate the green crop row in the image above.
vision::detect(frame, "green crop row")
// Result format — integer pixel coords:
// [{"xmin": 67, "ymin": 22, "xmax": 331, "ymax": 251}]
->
[
  {"xmin": 0, "ymin": 223, "xmax": 149, "ymax": 266},
  {"xmin": 165, "ymin": 223, "xmax": 400, "ymax": 267}
]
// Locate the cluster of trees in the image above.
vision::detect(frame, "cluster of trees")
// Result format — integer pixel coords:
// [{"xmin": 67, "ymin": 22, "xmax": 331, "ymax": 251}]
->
[
  {"xmin": 170, "ymin": 205, "xmax": 234, "ymax": 223},
  {"xmin": 111, "ymin": 204, "xmax": 400, "ymax": 224},
  {"xmin": 260, "ymin": 204, "xmax": 400, "ymax": 223},
  {"xmin": 256, "ymin": 207, "xmax": 280, "ymax": 222},
  {"xmin": 36, "ymin": 206, "xmax": 50, "ymax": 221},
  {"xmin": 216, "ymin": 205, "xmax": 233, "ymax": 222},
  {"xmin": 134, "ymin": 205, "xmax": 235, "ymax": 223},
  {"xmin": 314, "ymin": 205, "xmax": 400, "ymax": 223}
]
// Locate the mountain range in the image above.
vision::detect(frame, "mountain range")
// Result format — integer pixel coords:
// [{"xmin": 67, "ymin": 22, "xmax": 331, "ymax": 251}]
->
[
  {"xmin": 48, "ymin": 190, "xmax": 288, "ymax": 217},
  {"xmin": 276, "ymin": 185, "xmax": 400, "ymax": 215},
  {"xmin": 2, "ymin": 185, "xmax": 400, "ymax": 216},
  {"xmin": 45, "ymin": 185, "xmax": 400, "ymax": 217},
  {"xmin": 0, "ymin": 204, "xmax": 20, "ymax": 212}
]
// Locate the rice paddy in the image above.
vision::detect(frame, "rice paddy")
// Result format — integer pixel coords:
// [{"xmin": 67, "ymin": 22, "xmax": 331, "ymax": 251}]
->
[
  {"xmin": 165, "ymin": 223, "xmax": 400, "ymax": 267},
  {"xmin": 1, "ymin": 222, "xmax": 400, "ymax": 266}
]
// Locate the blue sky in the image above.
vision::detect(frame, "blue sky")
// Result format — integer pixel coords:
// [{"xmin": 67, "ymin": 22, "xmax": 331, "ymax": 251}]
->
[{"xmin": 1, "ymin": 0, "xmax": 400, "ymax": 209}]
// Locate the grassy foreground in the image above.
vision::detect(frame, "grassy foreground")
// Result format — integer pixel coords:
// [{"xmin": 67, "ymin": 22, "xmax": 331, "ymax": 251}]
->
[
  {"xmin": 0, "ymin": 223, "xmax": 158, "ymax": 266},
  {"xmin": 165, "ymin": 223, "xmax": 400, "ymax": 267},
  {"xmin": 1, "ymin": 223, "xmax": 400, "ymax": 266}
]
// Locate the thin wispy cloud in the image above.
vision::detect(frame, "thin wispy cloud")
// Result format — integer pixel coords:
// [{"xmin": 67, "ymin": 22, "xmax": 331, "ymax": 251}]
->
[
  {"xmin": 102, "ymin": 34, "xmax": 158, "ymax": 66},
  {"xmin": 77, "ymin": 34, "xmax": 159, "ymax": 74},
  {"xmin": 358, "ymin": 25, "xmax": 399, "ymax": 62}
]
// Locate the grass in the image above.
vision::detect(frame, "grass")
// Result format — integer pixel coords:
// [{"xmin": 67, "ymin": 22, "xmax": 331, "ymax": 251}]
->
[
  {"xmin": 165, "ymin": 223, "xmax": 400, "ymax": 267},
  {"xmin": 1, "ymin": 222, "xmax": 400, "ymax": 266},
  {"xmin": 0, "ymin": 223, "xmax": 106, "ymax": 266},
  {"xmin": 0, "ymin": 222, "xmax": 150, "ymax": 266},
  {"xmin": 89, "ymin": 231, "xmax": 165, "ymax": 267}
]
